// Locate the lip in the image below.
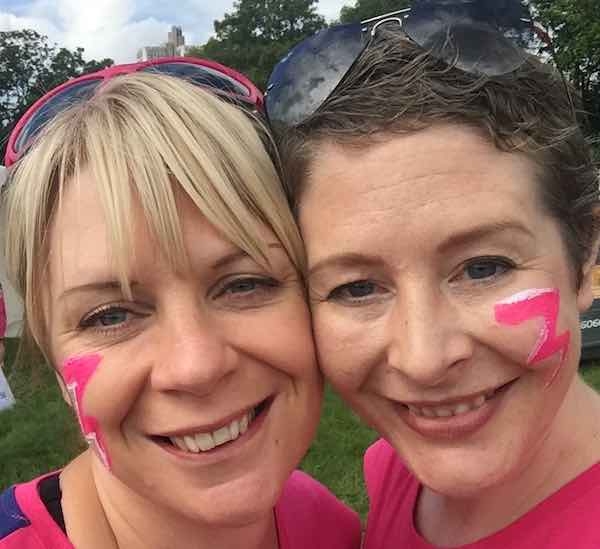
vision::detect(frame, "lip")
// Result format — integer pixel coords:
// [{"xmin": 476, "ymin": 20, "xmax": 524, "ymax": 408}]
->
[
  {"xmin": 152, "ymin": 397, "xmax": 273, "ymax": 465},
  {"xmin": 397, "ymin": 379, "xmax": 518, "ymax": 441}
]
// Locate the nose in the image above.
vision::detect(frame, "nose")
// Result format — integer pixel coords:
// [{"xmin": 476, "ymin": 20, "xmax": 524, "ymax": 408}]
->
[
  {"xmin": 151, "ymin": 303, "xmax": 239, "ymax": 396},
  {"xmin": 386, "ymin": 287, "xmax": 474, "ymax": 387}
]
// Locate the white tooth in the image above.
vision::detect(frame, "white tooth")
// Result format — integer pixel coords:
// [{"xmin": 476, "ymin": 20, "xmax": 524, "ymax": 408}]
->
[
  {"xmin": 196, "ymin": 432, "xmax": 215, "ymax": 451},
  {"xmin": 173, "ymin": 437, "xmax": 187, "ymax": 451},
  {"xmin": 240, "ymin": 413, "xmax": 249, "ymax": 434},
  {"xmin": 229, "ymin": 419, "xmax": 240, "ymax": 439},
  {"xmin": 473, "ymin": 395, "xmax": 486, "ymax": 408},
  {"xmin": 184, "ymin": 435, "xmax": 200, "ymax": 453},
  {"xmin": 452, "ymin": 403, "xmax": 471, "ymax": 415},
  {"xmin": 172, "ymin": 437, "xmax": 187, "ymax": 451},
  {"xmin": 407, "ymin": 405, "xmax": 420, "ymax": 415},
  {"xmin": 213, "ymin": 426, "xmax": 232, "ymax": 446},
  {"xmin": 434, "ymin": 406, "xmax": 453, "ymax": 418},
  {"xmin": 421, "ymin": 407, "xmax": 436, "ymax": 418}
]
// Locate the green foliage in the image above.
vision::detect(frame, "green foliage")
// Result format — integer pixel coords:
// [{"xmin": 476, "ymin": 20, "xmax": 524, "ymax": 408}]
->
[
  {"xmin": 340, "ymin": 0, "xmax": 410, "ymax": 24},
  {"xmin": 530, "ymin": 1, "xmax": 600, "ymax": 136},
  {"xmin": 0, "ymin": 30, "xmax": 113, "ymax": 160},
  {"xmin": 186, "ymin": 45, "xmax": 206, "ymax": 59},
  {"xmin": 188, "ymin": 0, "xmax": 326, "ymax": 89}
]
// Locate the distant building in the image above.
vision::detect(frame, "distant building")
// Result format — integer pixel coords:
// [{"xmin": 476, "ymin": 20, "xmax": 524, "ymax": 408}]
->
[{"xmin": 137, "ymin": 26, "xmax": 188, "ymax": 61}]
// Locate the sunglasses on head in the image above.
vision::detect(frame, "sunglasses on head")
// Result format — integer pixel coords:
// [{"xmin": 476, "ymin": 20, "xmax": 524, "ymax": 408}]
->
[
  {"xmin": 265, "ymin": 0, "xmax": 551, "ymax": 128},
  {"xmin": 4, "ymin": 56, "xmax": 263, "ymax": 167}
]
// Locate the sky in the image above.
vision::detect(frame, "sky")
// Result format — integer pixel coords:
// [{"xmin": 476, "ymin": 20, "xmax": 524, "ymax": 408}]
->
[{"xmin": 0, "ymin": 0, "xmax": 349, "ymax": 63}]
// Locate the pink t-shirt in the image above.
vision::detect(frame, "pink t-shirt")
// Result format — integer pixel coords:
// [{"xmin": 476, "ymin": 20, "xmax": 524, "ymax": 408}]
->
[
  {"xmin": 0, "ymin": 470, "xmax": 361, "ymax": 548},
  {"xmin": 364, "ymin": 438, "xmax": 600, "ymax": 548}
]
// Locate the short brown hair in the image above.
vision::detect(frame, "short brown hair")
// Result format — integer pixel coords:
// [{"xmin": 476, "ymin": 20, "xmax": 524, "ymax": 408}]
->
[{"xmin": 277, "ymin": 28, "xmax": 599, "ymax": 285}]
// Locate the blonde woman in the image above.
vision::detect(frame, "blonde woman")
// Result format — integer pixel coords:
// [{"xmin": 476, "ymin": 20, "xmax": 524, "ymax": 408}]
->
[{"xmin": 0, "ymin": 59, "xmax": 360, "ymax": 549}]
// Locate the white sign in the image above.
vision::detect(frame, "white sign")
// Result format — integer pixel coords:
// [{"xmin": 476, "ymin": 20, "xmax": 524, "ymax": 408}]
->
[{"xmin": 0, "ymin": 366, "xmax": 16, "ymax": 412}]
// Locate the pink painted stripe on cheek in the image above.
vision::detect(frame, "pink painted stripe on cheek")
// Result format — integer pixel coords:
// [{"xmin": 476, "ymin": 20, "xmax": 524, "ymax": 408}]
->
[
  {"xmin": 62, "ymin": 354, "xmax": 111, "ymax": 469},
  {"xmin": 494, "ymin": 288, "xmax": 570, "ymax": 386}
]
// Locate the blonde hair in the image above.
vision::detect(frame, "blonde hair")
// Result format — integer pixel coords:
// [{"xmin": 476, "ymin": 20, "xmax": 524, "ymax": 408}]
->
[{"xmin": 2, "ymin": 72, "xmax": 305, "ymax": 357}]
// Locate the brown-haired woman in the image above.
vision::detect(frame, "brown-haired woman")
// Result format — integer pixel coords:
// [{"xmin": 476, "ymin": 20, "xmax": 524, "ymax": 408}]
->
[{"xmin": 267, "ymin": 2, "xmax": 600, "ymax": 547}]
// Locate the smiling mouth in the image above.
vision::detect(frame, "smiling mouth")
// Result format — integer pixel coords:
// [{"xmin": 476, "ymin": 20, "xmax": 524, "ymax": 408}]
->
[
  {"xmin": 153, "ymin": 398, "xmax": 272, "ymax": 454},
  {"xmin": 402, "ymin": 379, "xmax": 517, "ymax": 419}
]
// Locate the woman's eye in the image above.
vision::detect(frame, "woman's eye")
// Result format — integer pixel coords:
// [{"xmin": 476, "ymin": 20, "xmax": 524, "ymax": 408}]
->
[
  {"xmin": 216, "ymin": 276, "xmax": 281, "ymax": 305},
  {"xmin": 80, "ymin": 306, "xmax": 132, "ymax": 329},
  {"xmin": 327, "ymin": 280, "xmax": 386, "ymax": 304},
  {"xmin": 454, "ymin": 257, "xmax": 514, "ymax": 283},
  {"xmin": 226, "ymin": 279, "xmax": 267, "ymax": 294}
]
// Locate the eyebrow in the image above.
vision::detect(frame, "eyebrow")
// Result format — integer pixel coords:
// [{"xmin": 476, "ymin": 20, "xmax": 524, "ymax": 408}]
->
[
  {"xmin": 436, "ymin": 221, "xmax": 535, "ymax": 255},
  {"xmin": 211, "ymin": 242, "xmax": 285, "ymax": 270},
  {"xmin": 58, "ymin": 243, "xmax": 287, "ymax": 300},
  {"xmin": 58, "ymin": 280, "xmax": 133, "ymax": 302},
  {"xmin": 308, "ymin": 221, "xmax": 534, "ymax": 278},
  {"xmin": 308, "ymin": 253, "xmax": 386, "ymax": 278}
]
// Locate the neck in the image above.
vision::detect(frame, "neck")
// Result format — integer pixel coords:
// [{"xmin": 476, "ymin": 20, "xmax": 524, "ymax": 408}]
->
[
  {"xmin": 61, "ymin": 453, "xmax": 278, "ymax": 549},
  {"xmin": 416, "ymin": 376, "xmax": 600, "ymax": 546}
]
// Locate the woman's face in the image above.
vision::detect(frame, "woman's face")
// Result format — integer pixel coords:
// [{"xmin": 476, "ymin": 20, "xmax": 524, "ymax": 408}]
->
[
  {"xmin": 46, "ymin": 170, "xmax": 322, "ymax": 524},
  {"xmin": 299, "ymin": 124, "xmax": 595, "ymax": 496}
]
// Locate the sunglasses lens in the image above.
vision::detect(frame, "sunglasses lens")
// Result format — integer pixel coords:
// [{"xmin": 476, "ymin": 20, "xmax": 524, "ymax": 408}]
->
[
  {"xmin": 141, "ymin": 63, "xmax": 251, "ymax": 98},
  {"xmin": 14, "ymin": 79, "xmax": 101, "ymax": 155},
  {"xmin": 266, "ymin": 23, "xmax": 364, "ymax": 127},
  {"xmin": 403, "ymin": 1, "xmax": 534, "ymax": 76}
]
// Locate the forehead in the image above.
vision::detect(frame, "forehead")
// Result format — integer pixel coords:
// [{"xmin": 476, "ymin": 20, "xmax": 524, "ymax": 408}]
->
[
  {"xmin": 299, "ymin": 125, "xmax": 543, "ymax": 256},
  {"xmin": 47, "ymin": 171, "xmax": 248, "ymax": 293}
]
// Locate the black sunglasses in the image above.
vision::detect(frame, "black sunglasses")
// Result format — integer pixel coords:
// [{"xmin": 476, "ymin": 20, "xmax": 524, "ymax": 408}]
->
[{"xmin": 265, "ymin": 0, "xmax": 551, "ymax": 128}]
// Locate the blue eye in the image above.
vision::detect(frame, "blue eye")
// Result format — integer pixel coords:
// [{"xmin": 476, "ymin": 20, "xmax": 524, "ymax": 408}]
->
[
  {"xmin": 460, "ymin": 257, "xmax": 514, "ymax": 282},
  {"xmin": 226, "ymin": 279, "xmax": 264, "ymax": 293},
  {"xmin": 215, "ymin": 276, "xmax": 281, "ymax": 308},
  {"xmin": 466, "ymin": 262, "xmax": 503, "ymax": 279},
  {"xmin": 81, "ymin": 307, "xmax": 130, "ymax": 328},
  {"xmin": 343, "ymin": 281, "xmax": 377, "ymax": 297},
  {"xmin": 327, "ymin": 280, "xmax": 386, "ymax": 304}
]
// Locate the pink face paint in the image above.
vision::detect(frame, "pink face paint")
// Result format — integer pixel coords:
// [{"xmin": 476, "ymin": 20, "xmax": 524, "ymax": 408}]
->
[
  {"xmin": 494, "ymin": 288, "xmax": 570, "ymax": 387},
  {"xmin": 62, "ymin": 354, "xmax": 111, "ymax": 469}
]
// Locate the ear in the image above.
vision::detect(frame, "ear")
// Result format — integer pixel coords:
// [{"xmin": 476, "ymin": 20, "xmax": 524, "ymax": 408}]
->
[
  {"xmin": 576, "ymin": 232, "xmax": 600, "ymax": 313},
  {"xmin": 55, "ymin": 371, "xmax": 73, "ymax": 407}
]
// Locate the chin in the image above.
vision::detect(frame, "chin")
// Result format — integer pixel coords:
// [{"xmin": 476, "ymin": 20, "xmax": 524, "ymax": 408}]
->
[
  {"xmin": 409, "ymin": 450, "xmax": 520, "ymax": 499},
  {"xmin": 174, "ymin": 479, "xmax": 282, "ymax": 527}
]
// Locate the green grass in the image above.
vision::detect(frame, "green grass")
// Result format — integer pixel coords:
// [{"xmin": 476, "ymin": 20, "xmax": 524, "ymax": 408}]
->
[
  {"xmin": 0, "ymin": 339, "xmax": 82, "ymax": 485},
  {"xmin": 2, "ymin": 336, "xmax": 599, "ymax": 520},
  {"xmin": 0, "ymin": 338, "xmax": 375, "ymax": 516},
  {"xmin": 581, "ymin": 362, "xmax": 600, "ymax": 387},
  {"xmin": 301, "ymin": 386, "xmax": 376, "ymax": 516}
]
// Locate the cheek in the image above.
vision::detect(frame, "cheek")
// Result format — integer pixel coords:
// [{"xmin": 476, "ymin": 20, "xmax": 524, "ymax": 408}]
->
[
  {"xmin": 312, "ymin": 310, "xmax": 377, "ymax": 391},
  {"xmin": 241, "ymin": 305, "xmax": 318, "ymax": 379},
  {"xmin": 493, "ymin": 288, "xmax": 571, "ymax": 386},
  {"xmin": 61, "ymin": 354, "xmax": 112, "ymax": 470}
]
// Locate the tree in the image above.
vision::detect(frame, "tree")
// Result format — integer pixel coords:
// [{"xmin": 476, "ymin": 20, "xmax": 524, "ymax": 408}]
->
[
  {"xmin": 531, "ymin": 0, "xmax": 600, "ymax": 137},
  {"xmin": 0, "ymin": 30, "xmax": 113, "ymax": 161},
  {"xmin": 189, "ymin": 0, "xmax": 326, "ymax": 89},
  {"xmin": 340, "ymin": 0, "xmax": 410, "ymax": 24}
]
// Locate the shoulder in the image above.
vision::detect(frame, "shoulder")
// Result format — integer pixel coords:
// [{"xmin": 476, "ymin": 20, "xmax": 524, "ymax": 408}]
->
[
  {"xmin": 0, "ymin": 484, "xmax": 31, "ymax": 541},
  {"xmin": 362, "ymin": 440, "xmax": 419, "ymax": 549},
  {"xmin": 364, "ymin": 438, "xmax": 412, "ymax": 500},
  {"xmin": 276, "ymin": 470, "xmax": 361, "ymax": 549},
  {"xmin": 0, "ymin": 473, "xmax": 67, "ymax": 549}
]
